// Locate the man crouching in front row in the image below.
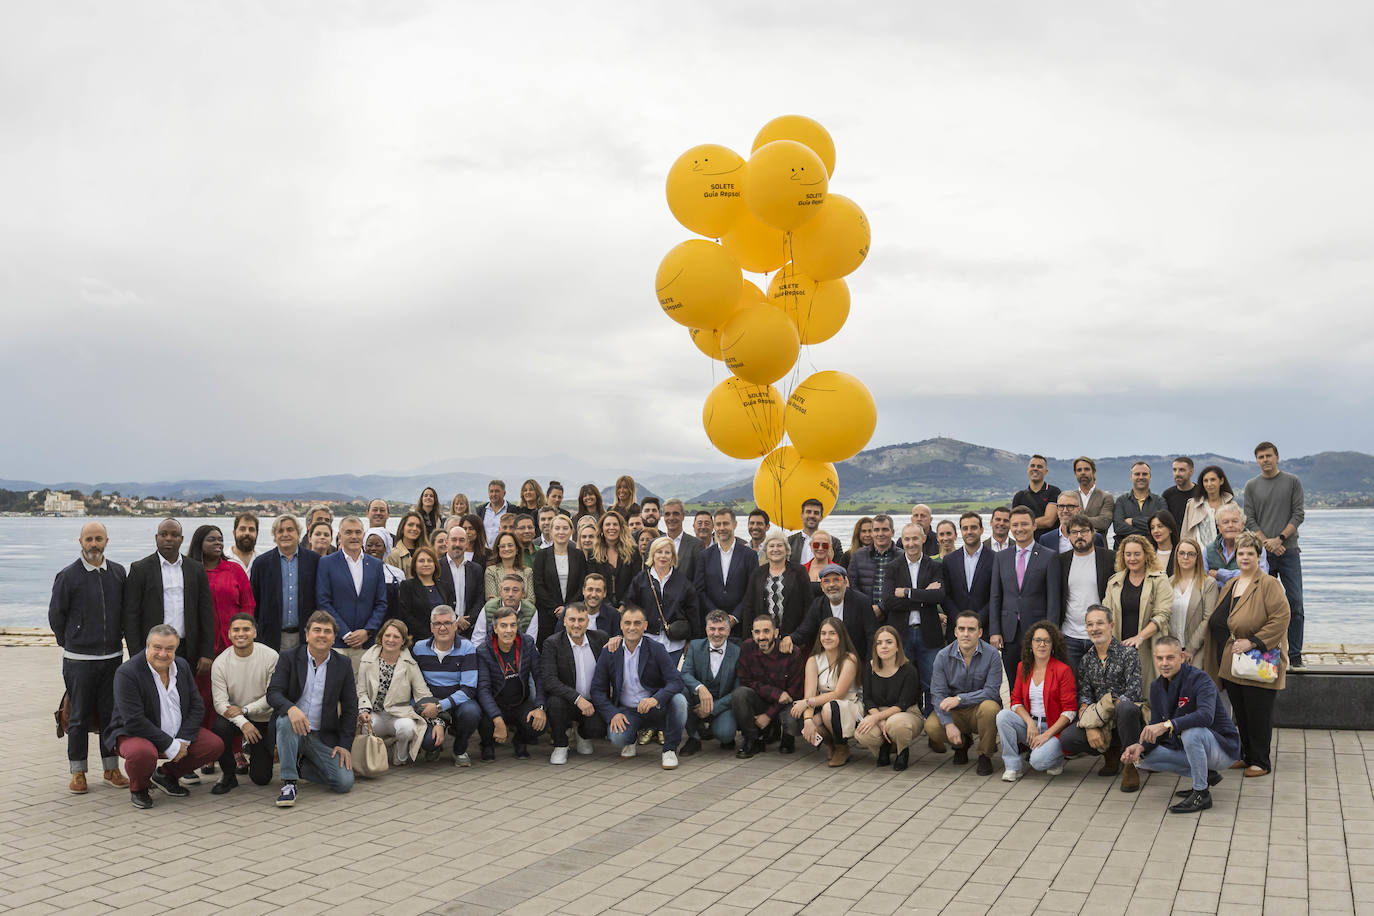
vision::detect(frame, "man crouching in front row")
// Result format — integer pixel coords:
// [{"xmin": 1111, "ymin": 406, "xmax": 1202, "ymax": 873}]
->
[{"xmin": 591, "ymin": 605, "xmax": 689, "ymax": 770}]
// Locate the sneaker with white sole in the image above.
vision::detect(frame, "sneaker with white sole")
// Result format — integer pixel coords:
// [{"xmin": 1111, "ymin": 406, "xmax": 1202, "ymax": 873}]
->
[
  {"xmin": 179, "ymin": 771, "xmax": 201, "ymax": 786},
  {"xmin": 550, "ymin": 747, "xmax": 569, "ymax": 765},
  {"xmin": 453, "ymin": 752, "xmax": 471, "ymax": 767},
  {"xmin": 1046, "ymin": 764, "xmax": 1064, "ymax": 776},
  {"xmin": 275, "ymin": 783, "xmax": 297, "ymax": 807},
  {"xmin": 661, "ymin": 751, "xmax": 679, "ymax": 770},
  {"xmin": 1002, "ymin": 769, "xmax": 1023, "ymax": 783},
  {"xmin": 574, "ymin": 736, "xmax": 594, "ymax": 755},
  {"xmin": 620, "ymin": 744, "xmax": 637, "ymax": 758}
]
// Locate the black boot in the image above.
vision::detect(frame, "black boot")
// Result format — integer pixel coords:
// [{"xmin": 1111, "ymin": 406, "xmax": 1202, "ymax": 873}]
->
[
  {"xmin": 876, "ymin": 743, "xmax": 892, "ymax": 767},
  {"xmin": 1169, "ymin": 789, "xmax": 1213, "ymax": 813},
  {"xmin": 893, "ymin": 748, "xmax": 910, "ymax": 772}
]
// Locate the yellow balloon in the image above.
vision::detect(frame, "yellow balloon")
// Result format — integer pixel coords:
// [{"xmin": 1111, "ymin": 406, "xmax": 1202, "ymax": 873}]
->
[
  {"xmin": 665, "ymin": 143, "xmax": 746, "ymax": 238},
  {"xmin": 720, "ymin": 303, "xmax": 800, "ymax": 385},
  {"xmin": 789, "ymin": 194, "xmax": 870, "ymax": 281},
  {"xmin": 655, "ymin": 240, "xmax": 742, "ymax": 329},
  {"xmin": 742, "ymin": 140, "xmax": 828, "ymax": 232},
  {"xmin": 701, "ymin": 376, "xmax": 785, "ymax": 460},
  {"xmin": 752, "ymin": 445, "xmax": 839, "ymax": 530},
  {"xmin": 721, "ymin": 207, "xmax": 787, "ymax": 273},
  {"xmin": 784, "ymin": 370, "xmax": 877, "ymax": 462},
  {"xmin": 752, "ymin": 114, "xmax": 837, "ymax": 177},
  {"xmin": 689, "ymin": 282, "xmax": 765, "ymax": 359},
  {"xmin": 767, "ymin": 267, "xmax": 850, "ymax": 345}
]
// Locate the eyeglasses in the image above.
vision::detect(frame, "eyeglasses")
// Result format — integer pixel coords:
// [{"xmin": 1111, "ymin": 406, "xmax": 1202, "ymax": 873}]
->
[
  {"xmin": 1031, "ymin": 638, "xmax": 1053, "ymax": 646},
  {"xmin": 812, "ymin": 541, "xmax": 831, "ymax": 549},
  {"xmin": 432, "ymin": 621, "xmax": 454, "ymax": 628}
]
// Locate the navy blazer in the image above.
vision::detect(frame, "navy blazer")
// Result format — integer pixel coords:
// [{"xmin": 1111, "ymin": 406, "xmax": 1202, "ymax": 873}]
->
[
  {"xmin": 437, "ymin": 556, "xmax": 486, "ymax": 624},
  {"xmin": 590, "ymin": 637, "xmax": 685, "ymax": 719},
  {"xmin": 680, "ymin": 637, "xmax": 740, "ymax": 710},
  {"xmin": 316, "ymin": 550, "xmax": 387, "ymax": 648},
  {"xmin": 123, "ymin": 553, "xmax": 214, "ymax": 662},
  {"xmin": 694, "ymin": 539, "xmax": 757, "ymax": 619},
  {"xmin": 267, "ymin": 645, "xmax": 358, "ymax": 749},
  {"xmin": 989, "ymin": 543, "xmax": 1062, "ymax": 640},
  {"xmin": 623, "ymin": 568, "xmax": 701, "ymax": 639},
  {"xmin": 249, "ymin": 548, "xmax": 320, "ymax": 651},
  {"xmin": 107, "ymin": 652, "xmax": 203, "ymax": 753},
  {"xmin": 796, "ymin": 589, "xmax": 878, "ymax": 660},
  {"xmin": 881, "ymin": 554, "xmax": 956, "ymax": 647},
  {"xmin": 941, "ymin": 546, "xmax": 996, "ymax": 631}
]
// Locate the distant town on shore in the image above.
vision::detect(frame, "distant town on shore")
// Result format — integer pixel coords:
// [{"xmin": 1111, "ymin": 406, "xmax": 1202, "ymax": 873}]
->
[{"xmin": 6, "ymin": 437, "xmax": 1373, "ymax": 519}]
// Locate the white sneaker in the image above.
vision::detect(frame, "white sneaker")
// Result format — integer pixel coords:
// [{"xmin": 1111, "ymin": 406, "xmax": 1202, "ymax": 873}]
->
[
  {"xmin": 550, "ymin": 747, "xmax": 569, "ymax": 765},
  {"xmin": 1002, "ymin": 768, "xmax": 1023, "ymax": 783},
  {"xmin": 620, "ymin": 744, "xmax": 637, "ymax": 758},
  {"xmin": 574, "ymin": 736, "xmax": 594, "ymax": 755},
  {"xmin": 180, "ymin": 772, "xmax": 201, "ymax": 786},
  {"xmin": 1046, "ymin": 764, "xmax": 1064, "ymax": 776},
  {"xmin": 661, "ymin": 751, "xmax": 679, "ymax": 770}
]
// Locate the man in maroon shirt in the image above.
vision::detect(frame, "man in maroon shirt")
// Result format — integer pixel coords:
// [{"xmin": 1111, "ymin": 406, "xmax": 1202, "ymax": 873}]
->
[{"xmin": 731, "ymin": 615, "xmax": 804, "ymax": 758}]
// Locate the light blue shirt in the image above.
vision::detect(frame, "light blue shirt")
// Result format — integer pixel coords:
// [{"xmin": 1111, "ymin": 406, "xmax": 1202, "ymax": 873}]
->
[
  {"xmin": 621, "ymin": 641, "xmax": 648, "ymax": 707},
  {"xmin": 962, "ymin": 545, "xmax": 983, "ymax": 592},
  {"xmin": 302, "ymin": 650, "xmax": 330, "ymax": 730},
  {"xmin": 280, "ymin": 552, "xmax": 300, "ymax": 628}
]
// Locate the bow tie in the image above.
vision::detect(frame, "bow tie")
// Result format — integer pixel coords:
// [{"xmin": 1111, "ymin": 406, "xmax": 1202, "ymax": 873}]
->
[{"xmin": 709, "ymin": 646, "xmax": 726, "ymax": 655}]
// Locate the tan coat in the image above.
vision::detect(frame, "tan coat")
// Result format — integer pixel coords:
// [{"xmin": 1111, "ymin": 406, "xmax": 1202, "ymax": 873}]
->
[
  {"xmin": 1105, "ymin": 569, "xmax": 1172, "ymax": 687},
  {"xmin": 1180, "ymin": 493, "xmax": 1238, "ymax": 546},
  {"xmin": 386, "ymin": 544, "xmax": 415, "ymax": 578},
  {"xmin": 1176, "ymin": 575, "xmax": 1219, "ymax": 662},
  {"xmin": 1215, "ymin": 573, "xmax": 1290, "ymax": 691},
  {"xmin": 356, "ymin": 645, "xmax": 430, "ymax": 760}
]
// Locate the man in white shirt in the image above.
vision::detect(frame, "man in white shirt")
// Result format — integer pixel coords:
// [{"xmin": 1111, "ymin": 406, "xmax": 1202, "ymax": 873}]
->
[
  {"xmin": 209, "ymin": 613, "xmax": 279, "ymax": 792},
  {"xmin": 539, "ymin": 603, "xmax": 609, "ymax": 764},
  {"xmin": 441, "ymin": 526, "xmax": 478, "ymax": 631},
  {"xmin": 985, "ymin": 506, "xmax": 1013, "ymax": 552},
  {"xmin": 229, "ymin": 512, "xmax": 259, "ymax": 572},
  {"xmin": 108, "ymin": 625, "xmax": 225, "ymax": 809},
  {"xmin": 1059, "ymin": 517, "xmax": 1116, "ymax": 671},
  {"xmin": 786, "ymin": 499, "xmax": 825, "ymax": 565},
  {"xmin": 479, "ymin": 480, "xmax": 509, "ymax": 547},
  {"xmin": 679, "ymin": 610, "xmax": 742, "ymax": 754},
  {"xmin": 536, "ymin": 506, "xmax": 558, "ymax": 549}
]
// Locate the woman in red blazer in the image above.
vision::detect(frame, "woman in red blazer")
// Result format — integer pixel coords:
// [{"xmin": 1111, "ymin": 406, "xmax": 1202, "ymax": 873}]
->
[{"xmin": 995, "ymin": 620, "xmax": 1077, "ymax": 781}]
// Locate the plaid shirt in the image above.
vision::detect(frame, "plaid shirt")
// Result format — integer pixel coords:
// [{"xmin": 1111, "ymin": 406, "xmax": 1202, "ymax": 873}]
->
[
  {"xmin": 736, "ymin": 639, "xmax": 804, "ymax": 719},
  {"xmin": 1075, "ymin": 638, "xmax": 1143, "ymax": 707}
]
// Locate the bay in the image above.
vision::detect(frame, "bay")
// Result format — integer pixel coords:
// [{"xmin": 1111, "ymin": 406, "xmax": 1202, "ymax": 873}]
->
[{"xmin": 4, "ymin": 509, "xmax": 1370, "ymax": 643}]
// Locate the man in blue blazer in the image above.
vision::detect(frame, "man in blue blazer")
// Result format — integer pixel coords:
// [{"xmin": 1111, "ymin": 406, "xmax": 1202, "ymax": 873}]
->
[
  {"xmin": 315, "ymin": 516, "xmax": 386, "ymax": 670},
  {"xmin": 590, "ymin": 605, "xmax": 689, "ymax": 769},
  {"xmin": 250, "ymin": 515, "xmax": 319, "ymax": 652},
  {"xmin": 693, "ymin": 509, "xmax": 757, "ymax": 637},
  {"xmin": 989, "ymin": 507, "xmax": 1062, "ymax": 682},
  {"xmin": 108, "ymin": 625, "xmax": 225, "ymax": 809},
  {"xmin": 942, "ymin": 512, "xmax": 995, "ymax": 630},
  {"xmin": 679, "ymin": 609, "xmax": 741, "ymax": 754}
]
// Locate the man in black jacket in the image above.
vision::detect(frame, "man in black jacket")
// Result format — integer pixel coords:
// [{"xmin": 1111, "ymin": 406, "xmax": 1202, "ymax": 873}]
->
[
  {"xmin": 882, "ymin": 524, "xmax": 956, "ymax": 713},
  {"xmin": 267, "ymin": 611, "xmax": 357, "ymax": 807},
  {"xmin": 540, "ymin": 603, "xmax": 608, "ymax": 764},
  {"xmin": 108, "ymin": 625, "xmax": 224, "ymax": 809},
  {"xmin": 795, "ymin": 565, "xmax": 878, "ymax": 660},
  {"xmin": 249, "ymin": 514, "xmax": 319, "ymax": 651},
  {"xmin": 1059, "ymin": 516, "xmax": 1117, "ymax": 671},
  {"xmin": 49, "ymin": 521, "xmax": 129, "ymax": 794},
  {"xmin": 122, "ymin": 519, "xmax": 214, "ymax": 673}
]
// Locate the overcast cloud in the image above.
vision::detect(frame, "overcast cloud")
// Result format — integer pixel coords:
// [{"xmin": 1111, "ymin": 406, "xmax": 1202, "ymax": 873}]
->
[{"xmin": 3, "ymin": 2, "xmax": 1371, "ymax": 482}]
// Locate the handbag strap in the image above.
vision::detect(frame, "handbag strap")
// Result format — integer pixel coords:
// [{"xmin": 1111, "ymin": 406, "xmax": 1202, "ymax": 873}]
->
[{"xmin": 649, "ymin": 575, "xmax": 669, "ymax": 633}]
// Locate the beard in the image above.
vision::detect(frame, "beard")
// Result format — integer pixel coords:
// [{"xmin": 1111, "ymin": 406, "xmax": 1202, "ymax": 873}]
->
[{"xmin": 236, "ymin": 535, "xmax": 256, "ymax": 552}]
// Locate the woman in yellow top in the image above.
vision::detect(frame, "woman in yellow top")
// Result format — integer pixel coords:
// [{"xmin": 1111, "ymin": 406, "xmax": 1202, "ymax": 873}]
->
[{"xmin": 1103, "ymin": 534, "xmax": 1172, "ymax": 688}]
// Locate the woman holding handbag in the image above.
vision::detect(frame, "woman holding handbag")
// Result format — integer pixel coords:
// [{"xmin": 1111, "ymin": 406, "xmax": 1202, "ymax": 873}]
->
[
  {"xmin": 1210, "ymin": 531, "xmax": 1289, "ymax": 777},
  {"xmin": 356, "ymin": 619, "xmax": 436, "ymax": 768},
  {"xmin": 623, "ymin": 536, "xmax": 698, "ymax": 662}
]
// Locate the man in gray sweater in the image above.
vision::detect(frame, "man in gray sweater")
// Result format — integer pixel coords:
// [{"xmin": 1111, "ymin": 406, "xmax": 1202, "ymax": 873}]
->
[{"xmin": 1243, "ymin": 441, "xmax": 1306, "ymax": 667}]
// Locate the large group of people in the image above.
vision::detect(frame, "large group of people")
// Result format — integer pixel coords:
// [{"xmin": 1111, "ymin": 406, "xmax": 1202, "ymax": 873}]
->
[{"xmin": 50, "ymin": 445, "xmax": 1304, "ymax": 818}]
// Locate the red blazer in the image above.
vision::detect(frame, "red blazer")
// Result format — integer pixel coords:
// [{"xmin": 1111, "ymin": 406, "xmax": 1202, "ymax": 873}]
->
[{"xmin": 1010, "ymin": 657, "xmax": 1077, "ymax": 725}]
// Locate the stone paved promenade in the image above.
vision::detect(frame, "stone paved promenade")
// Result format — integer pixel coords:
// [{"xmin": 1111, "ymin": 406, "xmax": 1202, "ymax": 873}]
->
[{"xmin": 8, "ymin": 645, "xmax": 1373, "ymax": 916}]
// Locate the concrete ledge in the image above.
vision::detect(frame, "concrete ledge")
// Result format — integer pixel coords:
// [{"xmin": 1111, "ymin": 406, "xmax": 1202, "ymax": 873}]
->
[{"xmin": 1274, "ymin": 669, "xmax": 1374, "ymax": 729}]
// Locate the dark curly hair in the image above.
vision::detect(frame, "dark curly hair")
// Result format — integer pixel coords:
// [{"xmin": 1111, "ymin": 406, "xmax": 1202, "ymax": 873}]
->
[{"xmin": 1017, "ymin": 619, "xmax": 1070, "ymax": 683}]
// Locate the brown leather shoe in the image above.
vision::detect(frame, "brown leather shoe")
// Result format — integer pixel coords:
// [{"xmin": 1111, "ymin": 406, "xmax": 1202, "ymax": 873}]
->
[
  {"xmin": 928, "ymin": 737, "xmax": 946, "ymax": 754},
  {"xmin": 1098, "ymin": 746, "xmax": 1121, "ymax": 777},
  {"xmin": 68, "ymin": 772, "xmax": 88, "ymax": 794},
  {"xmin": 103, "ymin": 769, "xmax": 130, "ymax": 789},
  {"xmin": 1230, "ymin": 760, "xmax": 1247, "ymax": 770},
  {"xmin": 1119, "ymin": 763, "xmax": 1140, "ymax": 793},
  {"xmin": 1244, "ymin": 765, "xmax": 1270, "ymax": 778},
  {"xmin": 975, "ymin": 754, "xmax": 994, "ymax": 776},
  {"xmin": 827, "ymin": 743, "xmax": 850, "ymax": 767}
]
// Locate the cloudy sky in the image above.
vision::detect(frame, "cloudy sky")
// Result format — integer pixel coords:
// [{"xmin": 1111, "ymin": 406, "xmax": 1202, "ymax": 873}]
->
[{"xmin": 3, "ymin": 2, "xmax": 1371, "ymax": 483}]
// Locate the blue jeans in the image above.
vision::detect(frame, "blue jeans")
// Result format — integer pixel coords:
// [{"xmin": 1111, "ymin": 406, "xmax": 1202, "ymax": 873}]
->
[
  {"xmin": 902, "ymin": 626, "xmax": 941, "ymax": 715},
  {"xmin": 606, "ymin": 694, "xmax": 689, "ymax": 750},
  {"xmin": 691, "ymin": 706, "xmax": 737, "ymax": 743},
  {"xmin": 1137, "ymin": 727, "xmax": 1235, "ymax": 791},
  {"xmin": 1064, "ymin": 637, "xmax": 1092, "ymax": 675},
  {"xmin": 1269, "ymin": 548, "xmax": 1304, "ymax": 661},
  {"xmin": 275, "ymin": 718, "xmax": 354, "ymax": 793},
  {"xmin": 996, "ymin": 709, "xmax": 1065, "ymax": 773},
  {"xmin": 428, "ymin": 701, "xmax": 480, "ymax": 753}
]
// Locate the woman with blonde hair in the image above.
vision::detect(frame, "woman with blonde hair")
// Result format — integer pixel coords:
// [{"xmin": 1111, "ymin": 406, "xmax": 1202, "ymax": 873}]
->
[
  {"xmin": 610, "ymin": 474, "xmax": 638, "ymax": 519},
  {"xmin": 449, "ymin": 493, "xmax": 471, "ymax": 523},
  {"xmin": 356, "ymin": 618, "xmax": 434, "ymax": 767},
  {"xmin": 1104, "ymin": 534, "xmax": 1173, "ymax": 687},
  {"xmin": 854, "ymin": 626, "xmax": 922, "ymax": 771},
  {"xmin": 789, "ymin": 617, "xmax": 862, "ymax": 767},
  {"xmin": 515, "ymin": 479, "xmax": 545, "ymax": 518},
  {"xmin": 591, "ymin": 509, "xmax": 639, "ymax": 604},
  {"xmin": 623, "ymin": 535, "xmax": 698, "ymax": 660},
  {"xmin": 1171, "ymin": 537, "xmax": 1218, "ymax": 665}
]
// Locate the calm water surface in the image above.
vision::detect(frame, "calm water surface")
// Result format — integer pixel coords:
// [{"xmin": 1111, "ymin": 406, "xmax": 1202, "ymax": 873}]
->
[{"xmin": 3, "ymin": 510, "xmax": 1370, "ymax": 642}]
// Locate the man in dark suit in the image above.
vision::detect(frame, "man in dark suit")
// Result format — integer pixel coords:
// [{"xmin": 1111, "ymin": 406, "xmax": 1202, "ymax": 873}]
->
[
  {"xmin": 882, "ymin": 524, "xmax": 956, "ymax": 714},
  {"xmin": 540, "ymin": 602, "xmax": 608, "ymax": 765},
  {"xmin": 108, "ymin": 625, "xmax": 225, "ymax": 809},
  {"xmin": 122, "ymin": 518, "xmax": 214, "ymax": 673},
  {"xmin": 249, "ymin": 514, "xmax": 319, "ymax": 652},
  {"xmin": 267, "ymin": 611, "xmax": 357, "ymax": 807},
  {"xmin": 591, "ymin": 605, "xmax": 689, "ymax": 770},
  {"xmin": 786, "ymin": 498, "xmax": 826, "ymax": 566},
  {"xmin": 989, "ymin": 507, "xmax": 1062, "ymax": 682},
  {"xmin": 437, "ymin": 525, "xmax": 485, "ymax": 632},
  {"xmin": 679, "ymin": 610, "xmax": 741, "ymax": 754},
  {"xmin": 694, "ymin": 508, "xmax": 757, "ymax": 636},
  {"xmin": 662, "ymin": 498, "xmax": 702, "ymax": 581},
  {"xmin": 1058, "ymin": 516, "xmax": 1117, "ymax": 670},
  {"xmin": 795, "ymin": 564, "xmax": 878, "ymax": 661},
  {"xmin": 315, "ymin": 516, "xmax": 387, "ymax": 672},
  {"xmin": 942, "ymin": 512, "xmax": 995, "ymax": 630}
]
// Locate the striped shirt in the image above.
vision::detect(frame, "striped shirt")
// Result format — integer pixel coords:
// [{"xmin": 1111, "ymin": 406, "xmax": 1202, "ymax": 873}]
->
[{"xmin": 412, "ymin": 637, "xmax": 478, "ymax": 711}]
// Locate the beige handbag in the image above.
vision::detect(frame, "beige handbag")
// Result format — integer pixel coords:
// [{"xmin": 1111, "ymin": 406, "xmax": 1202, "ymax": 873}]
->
[
  {"xmin": 1079, "ymin": 692, "xmax": 1117, "ymax": 730},
  {"xmin": 351, "ymin": 721, "xmax": 389, "ymax": 778}
]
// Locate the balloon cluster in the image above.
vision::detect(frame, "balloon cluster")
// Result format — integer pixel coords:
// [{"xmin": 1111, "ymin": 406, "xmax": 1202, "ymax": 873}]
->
[{"xmin": 656, "ymin": 115, "xmax": 877, "ymax": 530}]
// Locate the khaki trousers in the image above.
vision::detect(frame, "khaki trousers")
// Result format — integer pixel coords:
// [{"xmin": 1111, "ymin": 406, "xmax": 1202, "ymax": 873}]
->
[
  {"xmin": 340, "ymin": 646, "xmax": 367, "ymax": 676},
  {"xmin": 854, "ymin": 707, "xmax": 925, "ymax": 753},
  {"xmin": 923, "ymin": 700, "xmax": 1000, "ymax": 757}
]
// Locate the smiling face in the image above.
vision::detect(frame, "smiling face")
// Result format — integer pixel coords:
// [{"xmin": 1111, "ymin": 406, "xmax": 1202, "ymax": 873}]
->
[
  {"xmin": 578, "ymin": 525, "xmax": 597, "ymax": 552},
  {"xmin": 380, "ymin": 624, "xmax": 405, "ymax": 654},
  {"xmin": 447, "ymin": 527, "xmax": 467, "ymax": 560},
  {"xmin": 1202, "ymin": 470, "xmax": 1222, "ymax": 499},
  {"xmin": 652, "ymin": 544, "xmax": 674, "ymax": 570},
  {"xmin": 563, "ymin": 606, "xmax": 588, "ymax": 641},
  {"xmin": 1123, "ymin": 542, "xmax": 1145, "ymax": 573},
  {"xmin": 368, "ymin": 500, "xmax": 389, "ymax": 527},
  {"xmin": 752, "ymin": 616, "xmax": 776, "ymax": 653},
  {"xmin": 712, "ymin": 513, "xmax": 736, "ymax": 546},
  {"xmin": 414, "ymin": 552, "xmax": 435, "ymax": 580},
  {"xmin": 800, "ymin": 504, "xmax": 823, "ymax": 532},
  {"xmin": 275, "ymin": 518, "xmax": 299, "ymax": 554},
  {"xmin": 421, "ymin": 489, "xmax": 437, "ymax": 512},
  {"xmin": 601, "ymin": 514, "xmax": 621, "ymax": 543},
  {"xmin": 818, "ymin": 621, "xmax": 840, "ymax": 652},
  {"xmin": 147, "ymin": 631, "xmax": 179, "ymax": 674},
  {"xmin": 1149, "ymin": 517, "xmax": 1171, "ymax": 548},
  {"xmin": 551, "ymin": 515, "xmax": 572, "ymax": 547},
  {"xmin": 1027, "ymin": 458, "xmax": 1046, "ymax": 484},
  {"xmin": 488, "ymin": 483, "xmax": 505, "ymax": 506},
  {"xmin": 1085, "ymin": 609, "xmax": 1111, "ymax": 646},
  {"xmin": 694, "ymin": 513, "xmax": 713, "ymax": 542},
  {"xmin": 936, "ymin": 522, "xmax": 957, "ymax": 555},
  {"xmin": 496, "ymin": 534, "xmax": 519, "ymax": 564},
  {"xmin": 820, "ymin": 573, "xmax": 846, "ymax": 602},
  {"xmin": 990, "ymin": 509, "xmax": 1011, "ymax": 540},
  {"xmin": 871, "ymin": 518, "xmax": 893, "ymax": 551},
  {"xmin": 1010, "ymin": 513, "xmax": 1034, "ymax": 546},
  {"xmin": 515, "ymin": 517, "xmax": 536, "ymax": 547},
  {"xmin": 364, "ymin": 534, "xmax": 386, "ymax": 560},
  {"xmin": 765, "ymin": 538, "xmax": 787, "ymax": 564},
  {"xmin": 339, "ymin": 519, "xmax": 364, "ymax": 555},
  {"xmin": 959, "ymin": 515, "xmax": 983, "ymax": 550},
  {"xmin": 228, "ymin": 616, "xmax": 257, "ymax": 651},
  {"xmin": 401, "ymin": 516, "xmax": 422, "ymax": 546},
  {"xmin": 1131, "ymin": 464, "xmax": 1152, "ymax": 494},
  {"xmin": 900, "ymin": 523, "xmax": 926, "ymax": 561},
  {"xmin": 1029, "ymin": 627, "xmax": 1053, "ymax": 663}
]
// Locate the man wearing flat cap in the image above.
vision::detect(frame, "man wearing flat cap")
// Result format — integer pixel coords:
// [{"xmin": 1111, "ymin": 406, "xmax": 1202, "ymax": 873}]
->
[{"xmin": 793, "ymin": 563, "xmax": 877, "ymax": 660}]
